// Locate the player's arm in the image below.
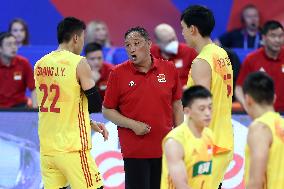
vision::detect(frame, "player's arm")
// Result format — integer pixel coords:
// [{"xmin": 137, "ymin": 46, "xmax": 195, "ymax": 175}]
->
[
  {"xmin": 191, "ymin": 58, "xmax": 211, "ymax": 90},
  {"xmin": 172, "ymin": 99, "xmax": 184, "ymax": 127},
  {"xmin": 31, "ymin": 89, "xmax": 38, "ymax": 108},
  {"xmin": 77, "ymin": 58, "xmax": 102, "ymax": 113},
  {"xmin": 164, "ymin": 138, "xmax": 191, "ymax": 189},
  {"xmin": 246, "ymin": 123, "xmax": 272, "ymax": 189}
]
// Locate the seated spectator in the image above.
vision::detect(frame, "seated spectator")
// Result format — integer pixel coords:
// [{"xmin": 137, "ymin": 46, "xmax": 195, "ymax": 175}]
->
[
  {"xmin": 8, "ymin": 18, "xmax": 30, "ymax": 47},
  {"xmin": 215, "ymin": 4, "xmax": 261, "ymax": 49},
  {"xmin": 85, "ymin": 20, "xmax": 111, "ymax": 47},
  {"xmin": 84, "ymin": 42, "xmax": 114, "ymax": 101},
  {"xmin": 0, "ymin": 32, "xmax": 37, "ymax": 108},
  {"xmin": 235, "ymin": 20, "xmax": 284, "ymax": 111},
  {"xmin": 151, "ymin": 23, "xmax": 197, "ymax": 86},
  {"xmin": 86, "ymin": 20, "xmax": 115, "ymax": 63}
]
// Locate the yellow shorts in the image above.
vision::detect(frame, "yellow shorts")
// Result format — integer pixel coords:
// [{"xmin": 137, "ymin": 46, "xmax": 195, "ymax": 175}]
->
[
  {"xmin": 212, "ymin": 150, "xmax": 234, "ymax": 189},
  {"xmin": 40, "ymin": 150, "xmax": 103, "ymax": 189}
]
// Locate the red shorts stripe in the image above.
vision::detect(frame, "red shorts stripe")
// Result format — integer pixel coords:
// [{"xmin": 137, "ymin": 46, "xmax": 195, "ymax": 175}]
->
[{"xmin": 82, "ymin": 150, "xmax": 93, "ymax": 187}]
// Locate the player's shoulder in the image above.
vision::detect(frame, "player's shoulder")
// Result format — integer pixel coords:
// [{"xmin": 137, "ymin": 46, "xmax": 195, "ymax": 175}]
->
[{"xmin": 168, "ymin": 123, "xmax": 187, "ymax": 138}]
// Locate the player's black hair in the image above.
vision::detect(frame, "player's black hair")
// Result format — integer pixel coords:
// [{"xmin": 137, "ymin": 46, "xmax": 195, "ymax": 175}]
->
[
  {"xmin": 84, "ymin": 42, "xmax": 103, "ymax": 55},
  {"xmin": 182, "ymin": 85, "xmax": 212, "ymax": 107},
  {"xmin": 181, "ymin": 5, "xmax": 215, "ymax": 37},
  {"xmin": 57, "ymin": 17, "xmax": 86, "ymax": 44},
  {"xmin": 243, "ymin": 71, "xmax": 274, "ymax": 105}
]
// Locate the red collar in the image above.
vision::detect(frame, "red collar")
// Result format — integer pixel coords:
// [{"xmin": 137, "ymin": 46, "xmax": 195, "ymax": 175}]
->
[
  {"xmin": 129, "ymin": 56, "xmax": 158, "ymax": 74},
  {"xmin": 0, "ymin": 57, "xmax": 16, "ymax": 67},
  {"xmin": 262, "ymin": 47, "xmax": 284, "ymax": 61}
]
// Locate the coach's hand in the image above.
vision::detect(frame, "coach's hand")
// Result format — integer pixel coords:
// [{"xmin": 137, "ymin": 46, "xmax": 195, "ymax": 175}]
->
[
  {"xmin": 131, "ymin": 121, "xmax": 151, "ymax": 135},
  {"xmin": 91, "ymin": 120, "xmax": 109, "ymax": 141}
]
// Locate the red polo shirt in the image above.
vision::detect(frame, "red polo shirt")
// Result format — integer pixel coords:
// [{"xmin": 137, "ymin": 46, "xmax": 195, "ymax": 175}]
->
[
  {"xmin": 151, "ymin": 43, "xmax": 197, "ymax": 86},
  {"xmin": 97, "ymin": 62, "xmax": 114, "ymax": 100},
  {"xmin": 0, "ymin": 55, "xmax": 35, "ymax": 108},
  {"xmin": 103, "ymin": 57, "xmax": 182, "ymax": 158},
  {"xmin": 237, "ymin": 47, "xmax": 284, "ymax": 111}
]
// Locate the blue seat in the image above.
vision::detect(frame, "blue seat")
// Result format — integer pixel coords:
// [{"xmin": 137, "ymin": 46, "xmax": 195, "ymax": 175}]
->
[
  {"xmin": 18, "ymin": 45, "xmax": 57, "ymax": 67},
  {"xmin": 112, "ymin": 48, "xmax": 128, "ymax": 65},
  {"xmin": 232, "ymin": 48, "xmax": 254, "ymax": 63}
]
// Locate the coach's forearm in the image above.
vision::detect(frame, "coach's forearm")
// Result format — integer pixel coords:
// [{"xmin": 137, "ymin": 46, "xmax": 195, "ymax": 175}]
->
[
  {"xmin": 173, "ymin": 100, "xmax": 184, "ymax": 127},
  {"xmin": 102, "ymin": 106, "xmax": 136, "ymax": 129},
  {"xmin": 235, "ymin": 85, "xmax": 245, "ymax": 107}
]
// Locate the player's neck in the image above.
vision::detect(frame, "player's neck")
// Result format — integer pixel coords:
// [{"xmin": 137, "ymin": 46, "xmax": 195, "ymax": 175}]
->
[
  {"xmin": 188, "ymin": 119, "xmax": 203, "ymax": 138},
  {"xmin": 58, "ymin": 43, "xmax": 75, "ymax": 54},
  {"xmin": 252, "ymin": 104, "xmax": 275, "ymax": 119},
  {"xmin": 195, "ymin": 37, "xmax": 212, "ymax": 53}
]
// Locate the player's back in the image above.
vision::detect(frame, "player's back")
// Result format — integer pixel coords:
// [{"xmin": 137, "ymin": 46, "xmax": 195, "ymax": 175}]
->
[
  {"xmin": 34, "ymin": 50, "xmax": 91, "ymax": 155},
  {"xmin": 245, "ymin": 111, "xmax": 284, "ymax": 189},
  {"xmin": 187, "ymin": 43, "xmax": 233, "ymax": 152},
  {"xmin": 161, "ymin": 123, "xmax": 214, "ymax": 189}
]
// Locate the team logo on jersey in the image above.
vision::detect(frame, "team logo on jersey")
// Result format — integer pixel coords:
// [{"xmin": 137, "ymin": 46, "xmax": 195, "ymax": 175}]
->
[
  {"xmin": 129, "ymin": 80, "xmax": 135, "ymax": 87},
  {"xmin": 157, "ymin": 74, "xmax": 166, "ymax": 83},
  {"xmin": 192, "ymin": 160, "xmax": 212, "ymax": 177}
]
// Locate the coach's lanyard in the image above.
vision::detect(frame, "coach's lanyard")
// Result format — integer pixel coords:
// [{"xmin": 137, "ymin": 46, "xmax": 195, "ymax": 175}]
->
[{"xmin": 243, "ymin": 30, "xmax": 260, "ymax": 50}]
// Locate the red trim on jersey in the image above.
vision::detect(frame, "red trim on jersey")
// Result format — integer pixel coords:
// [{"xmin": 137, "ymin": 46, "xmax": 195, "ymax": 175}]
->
[
  {"xmin": 80, "ymin": 151, "xmax": 90, "ymax": 187},
  {"xmin": 80, "ymin": 100, "xmax": 89, "ymax": 148},
  {"xmin": 78, "ymin": 102, "xmax": 92, "ymax": 187}
]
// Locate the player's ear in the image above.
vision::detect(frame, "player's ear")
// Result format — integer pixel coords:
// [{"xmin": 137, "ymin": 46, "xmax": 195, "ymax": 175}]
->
[
  {"xmin": 73, "ymin": 34, "xmax": 79, "ymax": 43},
  {"xmin": 147, "ymin": 40, "xmax": 152, "ymax": 46},
  {"xmin": 273, "ymin": 94, "xmax": 277, "ymax": 104},
  {"xmin": 190, "ymin": 25, "xmax": 197, "ymax": 35},
  {"xmin": 245, "ymin": 94, "xmax": 253, "ymax": 107},
  {"xmin": 184, "ymin": 106, "xmax": 191, "ymax": 115}
]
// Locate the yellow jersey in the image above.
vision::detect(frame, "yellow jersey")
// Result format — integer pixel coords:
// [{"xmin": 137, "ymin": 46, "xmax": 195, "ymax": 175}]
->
[
  {"xmin": 245, "ymin": 111, "xmax": 284, "ymax": 189},
  {"xmin": 34, "ymin": 50, "xmax": 91, "ymax": 155},
  {"xmin": 187, "ymin": 43, "xmax": 233, "ymax": 152},
  {"xmin": 161, "ymin": 123, "xmax": 214, "ymax": 189}
]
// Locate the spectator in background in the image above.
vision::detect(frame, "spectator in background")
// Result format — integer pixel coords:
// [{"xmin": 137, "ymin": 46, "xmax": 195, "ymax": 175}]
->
[
  {"xmin": 86, "ymin": 20, "xmax": 116, "ymax": 63},
  {"xmin": 215, "ymin": 4, "xmax": 261, "ymax": 49},
  {"xmin": 85, "ymin": 20, "xmax": 111, "ymax": 47},
  {"xmin": 84, "ymin": 42, "xmax": 114, "ymax": 101},
  {"xmin": 0, "ymin": 32, "xmax": 36, "ymax": 108},
  {"xmin": 151, "ymin": 23, "xmax": 197, "ymax": 87},
  {"xmin": 235, "ymin": 20, "xmax": 284, "ymax": 112},
  {"xmin": 8, "ymin": 18, "xmax": 30, "ymax": 47},
  {"xmin": 102, "ymin": 27, "xmax": 184, "ymax": 189}
]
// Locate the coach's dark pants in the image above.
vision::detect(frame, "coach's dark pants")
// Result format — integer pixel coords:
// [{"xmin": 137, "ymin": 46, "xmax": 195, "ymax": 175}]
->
[{"xmin": 124, "ymin": 158, "xmax": 162, "ymax": 189}]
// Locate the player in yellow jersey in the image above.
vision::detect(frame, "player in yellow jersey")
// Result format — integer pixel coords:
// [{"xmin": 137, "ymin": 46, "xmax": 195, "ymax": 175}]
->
[
  {"xmin": 34, "ymin": 17, "xmax": 108, "ymax": 189},
  {"xmin": 180, "ymin": 5, "xmax": 234, "ymax": 189},
  {"xmin": 243, "ymin": 72, "xmax": 284, "ymax": 189},
  {"xmin": 161, "ymin": 85, "xmax": 214, "ymax": 189}
]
